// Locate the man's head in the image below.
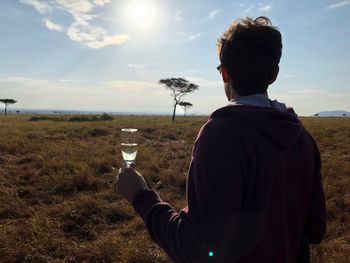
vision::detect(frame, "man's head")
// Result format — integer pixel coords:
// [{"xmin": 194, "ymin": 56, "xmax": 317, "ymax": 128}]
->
[{"xmin": 217, "ymin": 16, "xmax": 282, "ymax": 98}]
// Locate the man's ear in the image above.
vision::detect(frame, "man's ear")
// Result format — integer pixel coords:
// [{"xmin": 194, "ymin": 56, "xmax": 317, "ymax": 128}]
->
[
  {"xmin": 221, "ymin": 65, "xmax": 232, "ymax": 83},
  {"xmin": 269, "ymin": 65, "xmax": 279, "ymax": 85}
]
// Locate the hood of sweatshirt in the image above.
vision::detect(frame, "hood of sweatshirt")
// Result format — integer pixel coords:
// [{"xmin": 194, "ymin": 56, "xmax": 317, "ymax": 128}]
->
[{"xmin": 210, "ymin": 105, "xmax": 304, "ymax": 150}]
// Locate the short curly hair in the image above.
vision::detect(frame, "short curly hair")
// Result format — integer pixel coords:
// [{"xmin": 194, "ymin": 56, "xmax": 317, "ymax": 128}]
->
[{"xmin": 217, "ymin": 16, "xmax": 282, "ymax": 95}]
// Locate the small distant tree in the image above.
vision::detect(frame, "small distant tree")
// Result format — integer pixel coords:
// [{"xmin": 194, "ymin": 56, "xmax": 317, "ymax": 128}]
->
[
  {"xmin": 0, "ymin": 99, "xmax": 17, "ymax": 116},
  {"xmin": 178, "ymin": 101, "xmax": 193, "ymax": 116},
  {"xmin": 159, "ymin": 78, "xmax": 198, "ymax": 121}
]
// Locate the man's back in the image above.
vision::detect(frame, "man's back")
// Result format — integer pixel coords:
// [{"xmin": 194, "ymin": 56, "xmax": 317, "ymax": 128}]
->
[{"xmin": 184, "ymin": 105, "xmax": 326, "ymax": 262}]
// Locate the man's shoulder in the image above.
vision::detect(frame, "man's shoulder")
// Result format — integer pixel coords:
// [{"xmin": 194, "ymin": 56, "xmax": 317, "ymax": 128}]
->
[{"xmin": 194, "ymin": 114, "xmax": 243, "ymax": 144}]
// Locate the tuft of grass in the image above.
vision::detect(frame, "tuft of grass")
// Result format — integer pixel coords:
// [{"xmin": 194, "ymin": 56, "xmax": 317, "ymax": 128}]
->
[
  {"xmin": 29, "ymin": 113, "xmax": 113, "ymax": 122},
  {"xmin": 46, "ymin": 172, "xmax": 101, "ymax": 195},
  {"xmin": 29, "ymin": 116, "xmax": 66, "ymax": 122},
  {"xmin": 100, "ymin": 113, "xmax": 114, "ymax": 121},
  {"xmin": 0, "ymin": 188, "xmax": 30, "ymax": 220},
  {"xmin": 106, "ymin": 204, "xmax": 135, "ymax": 224},
  {"xmin": 87, "ymin": 127, "xmax": 110, "ymax": 137},
  {"xmin": 69, "ymin": 113, "xmax": 113, "ymax": 122},
  {"xmin": 61, "ymin": 198, "xmax": 102, "ymax": 241}
]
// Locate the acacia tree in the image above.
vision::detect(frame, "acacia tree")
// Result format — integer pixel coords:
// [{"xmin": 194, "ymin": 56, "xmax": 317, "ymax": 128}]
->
[
  {"xmin": 159, "ymin": 78, "xmax": 198, "ymax": 121},
  {"xmin": 0, "ymin": 99, "xmax": 17, "ymax": 116},
  {"xmin": 178, "ymin": 101, "xmax": 193, "ymax": 117}
]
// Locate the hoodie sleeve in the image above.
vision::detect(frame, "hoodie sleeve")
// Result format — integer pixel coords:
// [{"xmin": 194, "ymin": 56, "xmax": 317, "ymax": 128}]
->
[
  {"xmin": 132, "ymin": 124, "xmax": 244, "ymax": 263},
  {"xmin": 303, "ymin": 137, "xmax": 326, "ymax": 244}
]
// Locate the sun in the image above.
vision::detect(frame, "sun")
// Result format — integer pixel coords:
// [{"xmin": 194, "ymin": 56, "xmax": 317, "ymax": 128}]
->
[{"xmin": 127, "ymin": 0, "xmax": 156, "ymax": 29}]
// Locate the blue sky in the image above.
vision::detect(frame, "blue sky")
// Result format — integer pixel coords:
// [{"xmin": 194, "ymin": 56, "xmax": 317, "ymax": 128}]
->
[{"xmin": 0, "ymin": 0, "xmax": 349, "ymax": 116}]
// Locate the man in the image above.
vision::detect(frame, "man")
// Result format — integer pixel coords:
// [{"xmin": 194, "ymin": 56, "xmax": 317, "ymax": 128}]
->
[{"xmin": 115, "ymin": 16, "xmax": 326, "ymax": 262}]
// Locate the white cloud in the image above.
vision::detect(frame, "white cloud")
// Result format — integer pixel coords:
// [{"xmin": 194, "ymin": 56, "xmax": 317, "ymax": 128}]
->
[
  {"xmin": 180, "ymin": 76, "xmax": 224, "ymax": 114},
  {"xmin": 187, "ymin": 33, "xmax": 202, "ymax": 41},
  {"xmin": 55, "ymin": 0, "xmax": 96, "ymax": 27},
  {"xmin": 87, "ymin": 34, "xmax": 129, "ymax": 49},
  {"xmin": 184, "ymin": 77, "xmax": 221, "ymax": 94},
  {"xmin": 93, "ymin": 0, "xmax": 110, "ymax": 6},
  {"xmin": 242, "ymin": 3, "xmax": 274, "ymax": 15},
  {"xmin": 73, "ymin": 13, "xmax": 96, "ymax": 26},
  {"xmin": 270, "ymin": 88, "xmax": 350, "ymax": 116},
  {"xmin": 103, "ymin": 80, "xmax": 159, "ymax": 92},
  {"xmin": 128, "ymin": 64, "xmax": 146, "ymax": 69},
  {"xmin": 20, "ymin": 0, "xmax": 53, "ymax": 14},
  {"xmin": 56, "ymin": 0, "xmax": 94, "ymax": 14},
  {"xmin": 20, "ymin": 0, "xmax": 129, "ymax": 49},
  {"xmin": 175, "ymin": 10, "xmax": 182, "ymax": 21},
  {"xmin": 67, "ymin": 22, "xmax": 128, "ymax": 48},
  {"xmin": 280, "ymin": 73, "xmax": 298, "ymax": 79},
  {"xmin": 208, "ymin": 9, "xmax": 220, "ymax": 19},
  {"xmin": 67, "ymin": 22, "xmax": 104, "ymax": 42},
  {"xmin": 43, "ymin": 18, "xmax": 63, "ymax": 32},
  {"xmin": 259, "ymin": 4, "xmax": 273, "ymax": 13},
  {"xmin": 328, "ymin": 0, "xmax": 350, "ymax": 9},
  {"xmin": 281, "ymin": 89, "xmax": 350, "ymax": 98},
  {"xmin": 1, "ymin": 76, "xmax": 52, "ymax": 87}
]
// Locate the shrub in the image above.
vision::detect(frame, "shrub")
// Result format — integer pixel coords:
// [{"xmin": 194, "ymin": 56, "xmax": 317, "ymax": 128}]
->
[
  {"xmin": 62, "ymin": 199, "xmax": 101, "ymax": 240},
  {"xmin": 106, "ymin": 205, "xmax": 134, "ymax": 224},
  {"xmin": 87, "ymin": 128, "xmax": 110, "ymax": 137},
  {"xmin": 89, "ymin": 159, "xmax": 113, "ymax": 174},
  {"xmin": 69, "ymin": 115, "xmax": 96, "ymax": 122},
  {"xmin": 100, "ymin": 113, "xmax": 113, "ymax": 121},
  {"xmin": 29, "ymin": 116, "xmax": 66, "ymax": 122},
  {"xmin": 69, "ymin": 113, "xmax": 113, "ymax": 122},
  {"xmin": 48, "ymin": 172, "xmax": 101, "ymax": 195}
]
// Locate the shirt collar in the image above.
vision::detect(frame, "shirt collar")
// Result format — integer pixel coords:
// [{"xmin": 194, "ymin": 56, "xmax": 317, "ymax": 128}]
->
[{"xmin": 227, "ymin": 94, "xmax": 288, "ymax": 111}]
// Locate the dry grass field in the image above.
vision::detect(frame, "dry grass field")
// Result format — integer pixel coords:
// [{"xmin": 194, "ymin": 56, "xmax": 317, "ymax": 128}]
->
[{"xmin": 0, "ymin": 114, "xmax": 349, "ymax": 263}]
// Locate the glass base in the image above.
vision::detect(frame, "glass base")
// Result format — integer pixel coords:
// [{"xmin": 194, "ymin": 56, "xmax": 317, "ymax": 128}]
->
[{"xmin": 123, "ymin": 160, "xmax": 135, "ymax": 168}]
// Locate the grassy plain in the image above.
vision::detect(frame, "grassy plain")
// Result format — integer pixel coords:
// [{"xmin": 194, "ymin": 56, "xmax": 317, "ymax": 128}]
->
[{"xmin": 0, "ymin": 115, "xmax": 349, "ymax": 263}]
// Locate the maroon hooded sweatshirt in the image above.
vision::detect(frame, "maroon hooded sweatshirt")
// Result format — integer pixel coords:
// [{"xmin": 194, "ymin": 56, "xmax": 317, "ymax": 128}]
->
[{"xmin": 132, "ymin": 105, "xmax": 326, "ymax": 263}]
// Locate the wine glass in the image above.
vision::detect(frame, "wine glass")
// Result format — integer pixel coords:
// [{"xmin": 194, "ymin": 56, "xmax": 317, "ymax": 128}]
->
[{"xmin": 120, "ymin": 128, "xmax": 138, "ymax": 167}]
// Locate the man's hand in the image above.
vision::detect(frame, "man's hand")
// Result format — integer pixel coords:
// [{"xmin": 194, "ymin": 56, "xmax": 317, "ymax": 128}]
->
[{"xmin": 115, "ymin": 164, "xmax": 150, "ymax": 203}]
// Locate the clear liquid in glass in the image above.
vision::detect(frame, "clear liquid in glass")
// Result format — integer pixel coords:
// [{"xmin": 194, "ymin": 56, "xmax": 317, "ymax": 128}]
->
[{"xmin": 121, "ymin": 143, "xmax": 138, "ymax": 164}]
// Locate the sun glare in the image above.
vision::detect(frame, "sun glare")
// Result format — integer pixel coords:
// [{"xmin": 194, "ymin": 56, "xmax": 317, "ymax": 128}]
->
[{"xmin": 127, "ymin": 0, "xmax": 156, "ymax": 29}]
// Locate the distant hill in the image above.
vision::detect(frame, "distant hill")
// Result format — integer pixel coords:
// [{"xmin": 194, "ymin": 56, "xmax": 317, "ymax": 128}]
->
[{"xmin": 313, "ymin": 111, "xmax": 350, "ymax": 117}]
